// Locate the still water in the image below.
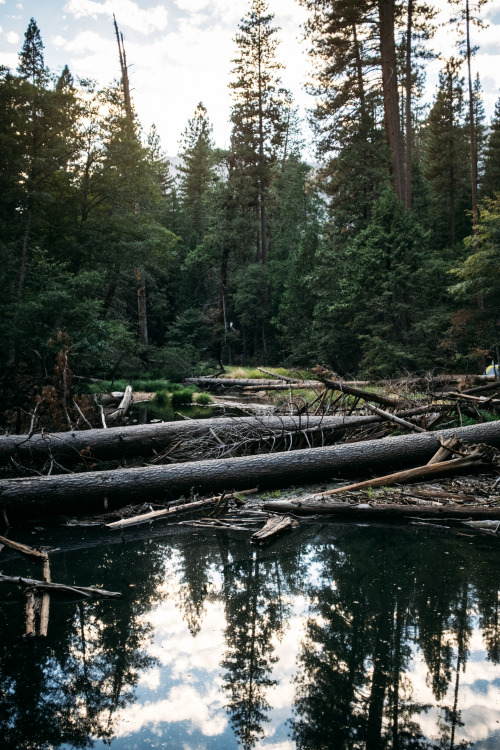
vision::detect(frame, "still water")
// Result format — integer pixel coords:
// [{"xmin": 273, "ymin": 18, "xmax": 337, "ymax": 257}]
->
[{"xmin": 1, "ymin": 522, "xmax": 499, "ymax": 749}]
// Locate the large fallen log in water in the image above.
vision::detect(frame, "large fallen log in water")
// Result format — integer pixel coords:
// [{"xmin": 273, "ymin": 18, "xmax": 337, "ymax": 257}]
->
[
  {"xmin": 261, "ymin": 500, "xmax": 500, "ymax": 520},
  {"xmin": 0, "ymin": 414, "xmax": 383, "ymax": 464},
  {"xmin": 1, "ymin": 420, "xmax": 500, "ymax": 516}
]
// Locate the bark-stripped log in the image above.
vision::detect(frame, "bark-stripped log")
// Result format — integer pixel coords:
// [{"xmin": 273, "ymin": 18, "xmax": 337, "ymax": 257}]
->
[{"xmin": 1, "ymin": 421, "xmax": 500, "ymax": 516}]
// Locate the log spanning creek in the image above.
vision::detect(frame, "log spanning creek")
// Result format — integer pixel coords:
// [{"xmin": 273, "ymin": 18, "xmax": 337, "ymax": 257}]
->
[{"xmin": 1, "ymin": 522, "xmax": 499, "ymax": 749}]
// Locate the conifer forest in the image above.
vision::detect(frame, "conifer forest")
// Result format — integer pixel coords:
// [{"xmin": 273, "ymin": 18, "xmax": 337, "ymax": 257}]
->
[{"xmin": 2, "ymin": 0, "xmax": 500, "ymax": 416}]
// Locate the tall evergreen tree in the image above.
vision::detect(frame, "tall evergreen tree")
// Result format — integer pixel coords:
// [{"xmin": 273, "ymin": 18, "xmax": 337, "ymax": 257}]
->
[
  {"xmin": 17, "ymin": 17, "xmax": 46, "ymax": 84},
  {"xmin": 229, "ymin": 0, "xmax": 289, "ymax": 355},
  {"xmin": 178, "ymin": 102, "xmax": 216, "ymax": 245},
  {"xmin": 423, "ymin": 58, "xmax": 470, "ymax": 248},
  {"xmin": 482, "ymin": 97, "xmax": 500, "ymax": 198},
  {"xmin": 448, "ymin": 0, "xmax": 490, "ymax": 230}
]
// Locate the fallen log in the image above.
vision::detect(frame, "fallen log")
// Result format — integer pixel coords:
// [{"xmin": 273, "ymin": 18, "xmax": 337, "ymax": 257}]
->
[
  {"xmin": 257, "ymin": 367, "xmax": 302, "ymax": 383},
  {"xmin": 0, "ymin": 414, "xmax": 385, "ymax": 465},
  {"xmin": 185, "ymin": 376, "xmax": 322, "ymax": 389},
  {"xmin": 2, "ymin": 420, "xmax": 500, "ymax": 515},
  {"xmin": 313, "ymin": 373, "xmax": 401, "ymax": 408},
  {"xmin": 262, "ymin": 500, "xmax": 500, "ymax": 520}
]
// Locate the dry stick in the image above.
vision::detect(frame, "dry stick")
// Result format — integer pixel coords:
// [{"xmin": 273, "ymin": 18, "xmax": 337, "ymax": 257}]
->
[
  {"xmin": 257, "ymin": 367, "xmax": 301, "ymax": 383},
  {"xmin": 307, "ymin": 452, "xmax": 487, "ymax": 501},
  {"xmin": 93, "ymin": 394, "xmax": 108, "ymax": 429},
  {"xmin": 106, "ymin": 488, "xmax": 258, "ymax": 530},
  {"xmin": 439, "ymin": 391, "xmax": 500, "ymax": 406},
  {"xmin": 25, "ymin": 590, "xmax": 36, "ymax": 637},
  {"xmin": 0, "ymin": 534, "xmax": 49, "ymax": 560},
  {"xmin": 363, "ymin": 402, "xmax": 426, "ymax": 434},
  {"xmin": 0, "ymin": 575, "xmax": 122, "ymax": 599},
  {"xmin": 72, "ymin": 399, "xmax": 93, "ymax": 429},
  {"xmin": 462, "ymin": 381, "xmax": 500, "ymax": 395},
  {"xmin": 39, "ymin": 556, "xmax": 51, "ymax": 637}
]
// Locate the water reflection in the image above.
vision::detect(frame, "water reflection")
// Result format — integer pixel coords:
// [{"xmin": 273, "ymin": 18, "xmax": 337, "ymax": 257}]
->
[{"xmin": 1, "ymin": 524, "xmax": 499, "ymax": 749}]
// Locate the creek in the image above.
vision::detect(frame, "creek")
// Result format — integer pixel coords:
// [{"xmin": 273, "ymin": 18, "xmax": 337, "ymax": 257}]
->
[{"xmin": 1, "ymin": 521, "xmax": 499, "ymax": 749}]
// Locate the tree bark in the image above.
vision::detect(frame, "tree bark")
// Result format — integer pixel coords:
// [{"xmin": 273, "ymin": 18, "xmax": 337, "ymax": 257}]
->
[
  {"xmin": 378, "ymin": 0, "xmax": 406, "ymax": 202},
  {"xmin": 2, "ymin": 420, "xmax": 500, "ymax": 515},
  {"xmin": 0, "ymin": 414, "xmax": 378, "ymax": 464}
]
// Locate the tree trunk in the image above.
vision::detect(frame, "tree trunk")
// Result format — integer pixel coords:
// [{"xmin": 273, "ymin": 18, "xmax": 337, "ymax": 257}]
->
[
  {"xmin": 378, "ymin": 0, "xmax": 406, "ymax": 202},
  {"xmin": 135, "ymin": 267, "xmax": 148, "ymax": 344},
  {"xmin": 405, "ymin": 0, "xmax": 413, "ymax": 209},
  {"xmin": 0, "ymin": 414, "xmax": 381, "ymax": 463},
  {"xmin": 2, "ymin": 420, "xmax": 500, "ymax": 515}
]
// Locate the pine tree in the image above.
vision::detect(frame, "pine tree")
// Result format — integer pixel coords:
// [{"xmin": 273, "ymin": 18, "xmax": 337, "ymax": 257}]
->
[
  {"xmin": 423, "ymin": 58, "xmax": 470, "ymax": 248},
  {"xmin": 482, "ymin": 97, "xmax": 500, "ymax": 198},
  {"xmin": 17, "ymin": 17, "xmax": 47, "ymax": 85},
  {"xmin": 229, "ymin": 0, "xmax": 289, "ymax": 355},
  {"xmin": 178, "ymin": 103, "xmax": 216, "ymax": 244}
]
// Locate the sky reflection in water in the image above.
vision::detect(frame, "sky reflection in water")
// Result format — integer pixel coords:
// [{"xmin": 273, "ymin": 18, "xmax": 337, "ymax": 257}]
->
[{"xmin": 1, "ymin": 523, "xmax": 500, "ymax": 749}]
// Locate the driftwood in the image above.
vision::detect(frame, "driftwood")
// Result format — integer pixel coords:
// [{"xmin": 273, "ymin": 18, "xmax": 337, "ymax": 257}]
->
[
  {"xmin": 250, "ymin": 515, "xmax": 299, "ymax": 545},
  {"xmin": 2, "ymin": 421, "xmax": 500, "ymax": 515},
  {"xmin": 301, "ymin": 448, "xmax": 495, "ymax": 501},
  {"xmin": 0, "ymin": 534, "xmax": 48, "ymax": 560},
  {"xmin": 107, "ymin": 385, "xmax": 133, "ymax": 423},
  {"xmin": 0, "ymin": 574, "xmax": 122, "ymax": 598},
  {"xmin": 106, "ymin": 489, "xmax": 257, "ymax": 530}
]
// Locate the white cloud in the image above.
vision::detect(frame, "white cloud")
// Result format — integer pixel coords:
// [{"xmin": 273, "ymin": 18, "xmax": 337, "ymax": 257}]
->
[
  {"xmin": 0, "ymin": 51, "xmax": 18, "ymax": 70},
  {"xmin": 112, "ymin": 684, "xmax": 227, "ymax": 738},
  {"xmin": 175, "ymin": 0, "xmax": 211, "ymax": 12},
  {"xmin": 63, "ymin": 0, "xmax": 168, "ymax": 35},
  {"xmin": 6, "ymin": 30, "xmax": 19, "ymax": 44}
]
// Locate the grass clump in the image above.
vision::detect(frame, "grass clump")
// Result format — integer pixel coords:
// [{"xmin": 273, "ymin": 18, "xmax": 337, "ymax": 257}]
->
[
  {"xmin": 171, "ymin": 387, "xmax": 196, "ymax": 406},
  {"xmin": 194, "ymin": 392, "xmax": 213, "ymax": 405},
  {"xmin": 152, "ymin": 390, "xmax": 169, "ymax": 407}
]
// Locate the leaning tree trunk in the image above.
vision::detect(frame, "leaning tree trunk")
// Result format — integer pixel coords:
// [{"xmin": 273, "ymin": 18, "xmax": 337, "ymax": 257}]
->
[{"xmin": 2, "ymin": 420, "xmax": 500, "ymax": 516}]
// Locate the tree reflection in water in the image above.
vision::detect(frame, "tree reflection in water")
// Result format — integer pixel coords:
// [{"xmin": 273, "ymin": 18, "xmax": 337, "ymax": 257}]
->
[{"xmin": 0, "ymin": 524, "xmax": 498, "ymax": 749}]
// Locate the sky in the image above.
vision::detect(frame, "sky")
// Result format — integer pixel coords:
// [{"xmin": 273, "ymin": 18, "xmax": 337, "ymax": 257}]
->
[{"xmin": 1, "ymin": 0, "xmax": 500, "ymax": 157}]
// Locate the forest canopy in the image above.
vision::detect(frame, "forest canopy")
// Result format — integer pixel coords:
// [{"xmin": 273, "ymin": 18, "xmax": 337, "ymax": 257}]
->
[{"xmin": 1, "ymin": 0, "xmax": 500, "ymax": 408}]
